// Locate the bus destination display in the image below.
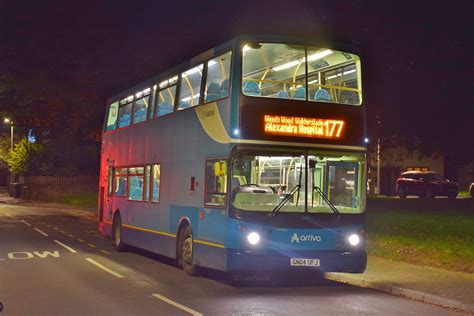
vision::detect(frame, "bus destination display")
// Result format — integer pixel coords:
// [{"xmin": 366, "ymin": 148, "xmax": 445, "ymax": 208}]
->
[{"xmin": 264, "ymin": 115, "xmax": 345, "ymax": 139}]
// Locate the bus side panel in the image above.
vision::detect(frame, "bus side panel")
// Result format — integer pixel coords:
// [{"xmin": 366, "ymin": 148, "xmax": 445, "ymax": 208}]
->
[
  {"xmin": 194, "ymin": 207, "xmax": 227, "ymax": 271},
  {"xmin": 122, "ymin": 226, "xmax": 176, "ymax": 258}
]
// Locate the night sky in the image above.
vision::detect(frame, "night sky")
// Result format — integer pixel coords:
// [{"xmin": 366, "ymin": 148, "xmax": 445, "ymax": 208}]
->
[{"xmin": 1, "ymin": 0, "xmax": 473, "ymax": 164}]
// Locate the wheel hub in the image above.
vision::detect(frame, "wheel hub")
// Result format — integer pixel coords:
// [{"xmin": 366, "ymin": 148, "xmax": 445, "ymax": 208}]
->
[{"xmin": 183, "ymin": 237, "xmax": 193, "ymax": 264}]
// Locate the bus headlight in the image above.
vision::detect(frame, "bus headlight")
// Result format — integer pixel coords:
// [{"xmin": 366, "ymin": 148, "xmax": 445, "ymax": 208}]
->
[
  {"xmin": 247, "ymin": 232, "xmax": 260, "ymax": 245},
  {"xmin": 348, "ymin": 234, "xmax": 360, "ymax": 246}
]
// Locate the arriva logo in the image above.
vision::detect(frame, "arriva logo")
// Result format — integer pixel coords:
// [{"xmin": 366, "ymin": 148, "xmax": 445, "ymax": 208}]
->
[
  {"xmin": 290, "ymin": 233, "xmax": 322, "ymax": 243},
  {"xmin": 291, "ymin": 233, "xmax": 300, "ymax": 243}
]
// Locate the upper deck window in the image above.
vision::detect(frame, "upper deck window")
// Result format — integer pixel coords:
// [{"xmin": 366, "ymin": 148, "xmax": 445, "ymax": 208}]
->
[
  {"xmin": 204, "ymin": 51, "xmax": 232, "ymax": 102},
  {"xmin": 118, "ymin": 96, "xmax": 134, "ymax": 128},
  {"xmin": 178, "ymin": 64, "xmax": 203, "ymax": 110},
  {"xmin": 105, "ymin": 101, "xmax": 119, "ymax": 131},
  {"xmin": 242, "ymin": 43, "xmax": 361, "ymax": 105},
  {"xmin": 243, "ymin": 43, "xmax": 306, "ymax": 100},
  {"xmin": 156, "ymin": 76, "xmax": 178, "ymax": 117},
  {"xmin": 132, "ymin": 88, "xmax": 151, "ymax": 124}
]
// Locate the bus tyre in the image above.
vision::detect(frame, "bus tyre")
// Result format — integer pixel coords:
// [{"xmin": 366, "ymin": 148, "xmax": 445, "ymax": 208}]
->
[
  {"xmin": 112, "ymin": 214, "xmax": 126, "ymax": 252},
  {"xmin": 181, "ymin": 226, "xmax": 197, "ymax": 276}
]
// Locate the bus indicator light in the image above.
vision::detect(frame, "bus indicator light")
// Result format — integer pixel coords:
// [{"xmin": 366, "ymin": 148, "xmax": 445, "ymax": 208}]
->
[{"xmin": 264, "ymin": 115, "xmax": 345, "ymax": 139}]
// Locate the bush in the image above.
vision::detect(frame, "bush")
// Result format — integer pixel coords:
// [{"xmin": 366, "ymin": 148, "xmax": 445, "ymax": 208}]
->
[{"xmin": 3, "ymin": 139, "xmax": 52, "ymax": 175}]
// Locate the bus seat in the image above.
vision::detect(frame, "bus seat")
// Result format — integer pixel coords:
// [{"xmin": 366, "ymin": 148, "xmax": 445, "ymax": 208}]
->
[
  {"xmin": 116, "ymin": 178, "xmax": 126, "ymax": 195},
  {"xmin": 314, "ymin": 88, "xmax": 332, "ymax": 102},
  {"xmin": 118, "ymin": 114, "xmax": 130, "ymax": 128},
  {"xmin": 205, "ymin": 82, "xmax": 221, "ymax": 102},
  {"xmin": 179, "ymin": 101, "xmax": 190, "ymax": 110},
  {"xmin": 294, "ymin": 87, "xmax": 306, "ymax": 99},
  {"xmin": 133, "ymin": 108, "xmax": 147, "ymax": 123},
  {"xmin": 242, "ymin": 81, "xmax": 260, "ymax": 96},
  {"xmin": 220, "ymin": 79, "xmax": 229, "ymax": 98},
  {"xmin": 157, "ymin": 101, "xmax": 174, "ymax": 116},
  {"xmin": 276, "ymin": 91, "xmax": 289, "ymax": 99},
  {"xmin": 129, "ymin": 187, "xmax": 143, "ymax": 200}
]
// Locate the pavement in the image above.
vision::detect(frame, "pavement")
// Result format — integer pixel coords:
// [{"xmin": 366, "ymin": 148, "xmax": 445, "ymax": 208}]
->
[{"xmin": 1, "ymin": 188, "xmax": 473, "ymax": 314}]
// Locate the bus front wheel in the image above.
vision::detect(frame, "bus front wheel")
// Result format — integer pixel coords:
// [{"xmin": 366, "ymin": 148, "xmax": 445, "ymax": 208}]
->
[
  {"xmin": 112, "ymin": 214, "xmax": 127, "ymax": 252},
  {"xmin": 180, "ymin": 226, "xmax": 197, "ymax": 276}
]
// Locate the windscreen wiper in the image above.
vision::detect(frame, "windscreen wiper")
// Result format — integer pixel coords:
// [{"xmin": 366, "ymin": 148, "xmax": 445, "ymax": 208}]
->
[
  {"xmin": 313, "ymin": 186, "xmax": 340, "ymax": 215},
  {"xmin": 270, "ymin": 184, "xmax": 301, "ymax": 215},
  {"xmin": 270, "ymin": 165, "xmax": 303, "ymax": 215}
]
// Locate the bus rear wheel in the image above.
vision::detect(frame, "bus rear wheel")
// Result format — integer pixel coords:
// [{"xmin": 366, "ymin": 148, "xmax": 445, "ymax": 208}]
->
[
  {"xmin": 180, "ymin": 226, "xmax": 197, "ymax": 276},
  {"xmin": 112, "ymin": 214, "xmax": 126, "ymax": 252}
]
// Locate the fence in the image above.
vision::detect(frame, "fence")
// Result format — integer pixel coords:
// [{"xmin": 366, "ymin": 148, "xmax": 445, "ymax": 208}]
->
[
  {"xmin": 18, "ymin": 174, "xmax": 98, "ymax": 200},
  {"xmin": 20, "ymin": 174, "xmax": 98, "ymax": 185}
]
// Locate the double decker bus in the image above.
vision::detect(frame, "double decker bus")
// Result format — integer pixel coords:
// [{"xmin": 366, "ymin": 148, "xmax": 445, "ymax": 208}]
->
[{"xmin": 99, "ymin": 35, "xmax": 367, "ymax": 275}]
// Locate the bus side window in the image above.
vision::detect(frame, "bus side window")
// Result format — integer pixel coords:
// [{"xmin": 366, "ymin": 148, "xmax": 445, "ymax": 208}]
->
[
  {"xmin": 105, "ymin": 101, "xmax": 119, "ymax": 131},
  {"xmin": 128, "ymin": 167, "xmax": 144, "ymax": 201},
  {"xmin": 205, "ymin": 159, "xmax": 227, "ymax": 207},
  {"xmin": 151, "ymin": 164, "xmax": 161, "ymax": 202},
  {"xmin": 156, "ymin": 85, "xmax": 177, "ymax": 117},
  {"xmin": 204, "ymin": 51, "xmax": 232, "ymax": 102},
  {"xmin": 178, "ymin": 64, "xmax": 203, "ymax": 110},
  {"xmin": 132, "ymin": 89, "xmax": 150, "ymax": 124},
  {"xmin": 107, "ymin": 167, "xmax": 114, "ymax": 195},
  {"xmin": 114, "ymin": 168, "xmax": 127, "ymax": 196},
  {"xmin": 118, "ymin": 102, "xmax": 133, "ymax": 128}
]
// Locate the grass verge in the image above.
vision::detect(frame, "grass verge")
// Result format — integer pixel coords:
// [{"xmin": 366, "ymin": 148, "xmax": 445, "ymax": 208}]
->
[
  {"xmin": 368, "ymin": 208, "xmax": 474, "ymax": 273},
  {"xmin": 50, "ymin": 192, "xmax": 98, "ymax": 207}
]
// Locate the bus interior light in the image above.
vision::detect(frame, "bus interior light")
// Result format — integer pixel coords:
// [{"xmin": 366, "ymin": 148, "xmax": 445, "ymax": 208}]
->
[
  {"xmin": 306, "ymin": 49, "xmax": 333, "ymax": 62},
  {"xmin": 272, "ymin": 60, "xmax": 300, "ymax": 72},
  {"xmin": 348, "ymin": 234, "xmax": 360, "ymax": 246},
  {"xmin": 247, "ymin": 232, "xmax": 260, "ymax": 245}
]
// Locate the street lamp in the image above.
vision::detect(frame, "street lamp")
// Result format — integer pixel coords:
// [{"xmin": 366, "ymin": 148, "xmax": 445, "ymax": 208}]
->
[
  {"xmin": 3, "ymin": 118, "xmax": 14, "ymax": 186},
  {"xmin": 3, "ymin": 118, "xmax": 14, "ymax": 151}
]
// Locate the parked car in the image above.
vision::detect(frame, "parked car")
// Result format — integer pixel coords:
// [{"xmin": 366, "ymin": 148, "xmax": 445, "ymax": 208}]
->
[
  {"xmin": 470, "ymin": 183, "xmax": 474, "ymax": 198},
  {"xmin": 395, "ymin": 171, "xmax": 458, "ymax": 199}
]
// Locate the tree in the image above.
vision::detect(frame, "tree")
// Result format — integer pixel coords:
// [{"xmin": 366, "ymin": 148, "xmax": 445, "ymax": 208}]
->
[{"xmin": 2, "ymin": 139, "xmax": 52, "ymax": 175}]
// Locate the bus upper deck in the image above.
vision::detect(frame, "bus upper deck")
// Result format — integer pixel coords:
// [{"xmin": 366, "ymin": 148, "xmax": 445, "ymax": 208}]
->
[{"xmin": 103, "ymin": 35, "xmax": 364, "ymax": 149}]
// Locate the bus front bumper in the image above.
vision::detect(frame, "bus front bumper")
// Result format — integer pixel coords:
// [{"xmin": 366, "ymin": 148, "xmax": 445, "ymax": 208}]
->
[{"xmin": 226, "ymin": 249, "xmax": 367, "ymax": 273}]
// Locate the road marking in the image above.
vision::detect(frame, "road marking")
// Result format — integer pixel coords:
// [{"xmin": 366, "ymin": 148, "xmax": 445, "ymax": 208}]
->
[
  {"xmin": 101, "ymin": 250, "xmax": 111, "ymax": 255},
  {"xmin": 34, "ymin": 251, "xmax": 60, "ymax": 258},
  {"xmin": 77, "ymin": 239, "xmax": 85, "ymax": 243},
  {"xmin": 85, "ymin": 258, "xmax": 124, "ymax": 278},
  {"xmin": 53, "ymin": 227, "xmax": 59, "ymax": 230},
  {"xmin": 6, "ymin": 251, "xmax": 61, "ymax": 260},
  {"xmin": 46, "ymin": 224, "xmax": 52, "ymax": 227},
  {"xmin": 87, "ymin": 243, "xmax": 96, "ymax": 248},
  {"xmin": 8, "ymin": 252, "xmax": 34, "ymax": 260},
  {"xmin": 152, "ymin": 293, "xmax": 203, "ymax": 316},
  {"xmin": 34, "ymin": 228, "xmax": 48, "ymax": 237},
  {"xmin": 54, "ymin": 240, "xmax": 77, "ymax": 253},
  {"xmin": 68, "ymin": 234, "xmax": 74, "ymax": 238},
  {"xmin": 21, "ymin": 220, "xmax": 32, "ymax": 227},
  {"xmin": 60, "ymin": 230, "xmax": 66, "ymax": 234},
  {"xmin": 4, "ymin": 213, "xmax": 13, "ymax": 217}
]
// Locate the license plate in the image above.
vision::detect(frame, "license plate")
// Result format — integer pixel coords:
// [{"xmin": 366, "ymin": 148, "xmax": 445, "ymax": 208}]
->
[{"xmin": 290, "ymin": 258, "xmax": 320, "ymax": 267}]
